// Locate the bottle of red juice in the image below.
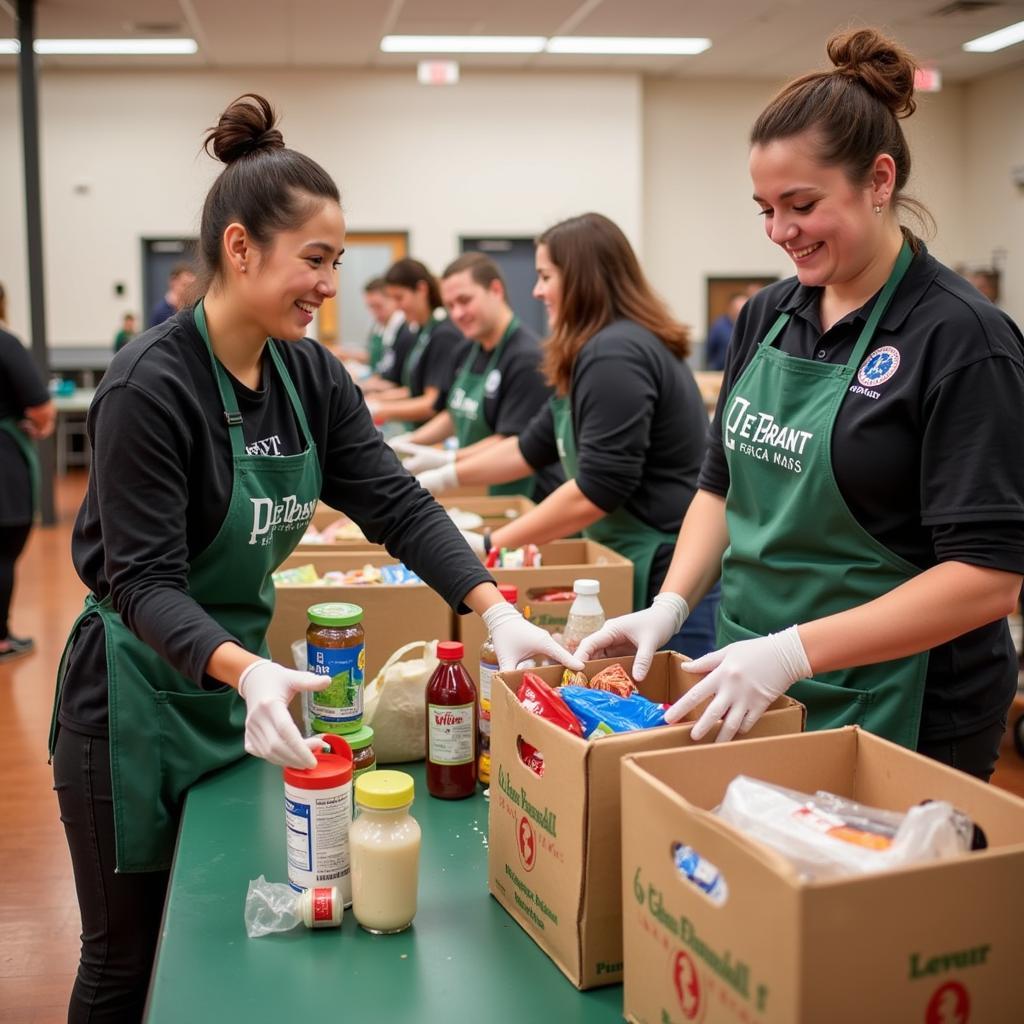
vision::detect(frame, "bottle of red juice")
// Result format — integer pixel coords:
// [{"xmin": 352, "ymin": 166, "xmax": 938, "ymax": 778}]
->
[{"xmin": 426, "ymin": 641, "xmax": 478, "ymax": 799}]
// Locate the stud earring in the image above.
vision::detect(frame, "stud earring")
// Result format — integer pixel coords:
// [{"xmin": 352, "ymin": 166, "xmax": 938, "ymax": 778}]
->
[
  {"xmin": 240, "ymin": 263, "xmax": 247, "ymax": 273},
  {"xmin": 873, "ymin": 205, "xmax": 882, "ymax": 215}
]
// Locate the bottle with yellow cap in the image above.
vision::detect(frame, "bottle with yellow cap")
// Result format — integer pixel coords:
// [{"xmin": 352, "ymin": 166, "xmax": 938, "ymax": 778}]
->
[{"xmin": 349, "ymin": 770, "xmax": 421, "ymax": 934}]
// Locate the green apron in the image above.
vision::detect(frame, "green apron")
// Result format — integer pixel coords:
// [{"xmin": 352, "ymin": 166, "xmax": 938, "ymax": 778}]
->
[
  {"xmin": 552, "ymin": 396, "xmax": 677, "ymax": 611},
  {"xmin": 367, "ymin": 327, "xmax": 385, "ymax": 374},
  {"xmin": 0, "ymin": 417, "xmax": 40, "ymax": 518},
  {"xmin": 719, "ymin": 241, "xmax": 927, "ymax": 748},
  {"xmin": 448, "ymin": 316, "xmax": 534, "ymax": 497},
  {"xmin": 49, "ymin": 302, "xmax": 323, "ymax": 872},
  {"xmin": 400, "ymin": 311, "xmax": 445, "ymax": 432}
]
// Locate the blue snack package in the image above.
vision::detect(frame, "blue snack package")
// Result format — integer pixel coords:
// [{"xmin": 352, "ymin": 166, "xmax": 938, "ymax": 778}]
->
[
  {"xmin": 380, "ymin": 563, "xmax": 422, "ymax": 585},
  {"xmin": 558, "ymin": 686, "xmax": 668, "ymax": 738}
]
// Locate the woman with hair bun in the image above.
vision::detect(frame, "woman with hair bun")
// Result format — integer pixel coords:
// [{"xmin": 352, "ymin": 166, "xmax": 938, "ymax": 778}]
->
[
  {"xmin": 49, "ymin": 93, "xmax": 576, "ymax": 1022},
  {"xmin": 580, "ymin": 29, "xmax": 1024, "ymax": 778}
]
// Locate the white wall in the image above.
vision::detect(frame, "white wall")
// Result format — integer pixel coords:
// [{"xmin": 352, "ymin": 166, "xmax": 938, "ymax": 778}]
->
[{"xmin": 0, "ymin": 68, "xmax": 643, "ymax": 344}]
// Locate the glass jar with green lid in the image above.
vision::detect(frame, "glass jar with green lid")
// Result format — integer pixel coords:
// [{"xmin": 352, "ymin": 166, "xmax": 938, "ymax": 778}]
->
[
  {"xmin": 306, "ymin": 602, "xmax": 365, "ymax": 734},
  {"xmin": 345, "ymin": 725, "xmax": 377, "ymax": 779}
]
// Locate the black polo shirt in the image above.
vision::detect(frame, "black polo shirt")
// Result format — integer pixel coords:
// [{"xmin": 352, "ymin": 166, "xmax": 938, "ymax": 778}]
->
[
  {"xmin": 408, "ymin": 317, "xmax": 471, "ymax": 412},
  {"xmin": 376, "ymin": 322, "xmax": 416, "ymax": 384},
  {"xmin": 0, "ymin": 328, "xmax": 49, "ymax": 525},
  {"xmin": 700, "ymin": 244, "xmax": 1024, "ymax": 742}
]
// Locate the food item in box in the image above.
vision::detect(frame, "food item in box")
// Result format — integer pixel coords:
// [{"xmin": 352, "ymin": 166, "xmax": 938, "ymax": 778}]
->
[
  {"xmin": 561, "ymin": 669, "xmax": 589, "ymax": 688},
  {"xmin": 272, "ymin": 563, "xmax": 320, "ymax": 585},
  {"xmin": 588, "ymin": 662, "xmax": 636, "ymax": 697},
  {"xmin": 516, "ymin": 737, "xmax": 545, "ymax": 776},
  {"xmin": 559, "ymin": 686, "xmax": 668, "ymax": 738},
  {"xmin": 486, "ymin": 545, "xmax": 543, "ymax": 569},
  {"xmin": 529, "ymin": 587, "xmax": 576, "ymax": 603},
  {"xmin": 715, "ymin": 776, "xmax": 976, "ymax": 879},
  {"xmin": 515, "ymin": 672, "xmax": 583, "ymax": 736}
]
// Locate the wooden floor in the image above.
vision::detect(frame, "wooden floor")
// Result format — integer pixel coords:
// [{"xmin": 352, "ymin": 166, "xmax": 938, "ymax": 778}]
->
[{"xmin": 2, "ymin": 471, "xmax": 1024, "ymax": 1023}]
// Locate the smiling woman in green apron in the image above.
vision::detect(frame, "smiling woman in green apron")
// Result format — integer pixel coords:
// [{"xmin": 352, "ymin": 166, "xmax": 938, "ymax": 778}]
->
[
  {"xmin": 365, "ymin": 258, "xmax": 470, "ymax": 430},
  {"xmin": 49, "ymin": 94, "xmax": 578, "ymax": 1024},
  {"xmin": 578, "ymin": 28, "xmax": 1024, "ymax": 781},
  {"xmin": 417, "ymin": 213, "xmax": 719, "ymax": 659},
  {"xmin": 0, "ymin": 286, "xmax": 55, "ymax": 662},
  {"xmin": 392, "ymin": 252, "xmax": 564, "ymax": 502}
]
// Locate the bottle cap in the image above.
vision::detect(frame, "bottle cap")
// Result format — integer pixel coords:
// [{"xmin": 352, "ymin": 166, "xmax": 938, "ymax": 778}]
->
[
  {"xmin": 437, "ymin": 640, "xmax": 464, "ymax": 661},
  {"xmin": 573, "ymin": 579, "xmax": 600, "ymax": 596},
  {"xmin": 498, "ymin": 583, "xmax": 518, "ymax": 604},
  {"xmin": 355, "ymin": 770, "xmax": 415, "ymax": 809},
  {"xmin": 307, "ymin": 602, "xmax": 364, "ymax": 627},
  {"xmin": 283, "ymin": 734, "xmax": 353, "ymax": 789}
]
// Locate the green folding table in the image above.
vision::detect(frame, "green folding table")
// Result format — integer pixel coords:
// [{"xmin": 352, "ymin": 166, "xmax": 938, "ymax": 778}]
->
[{"xmin": 146, "ymin": 757, "xmax": 623, "ymax": 1021}]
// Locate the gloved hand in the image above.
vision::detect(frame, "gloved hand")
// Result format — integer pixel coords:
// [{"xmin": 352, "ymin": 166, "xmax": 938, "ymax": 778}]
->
[
  {"xmin": 386, "ymin": 432, "xmax": 415, "ymax": 451},
  {"xmin": 417, "ymin": 461, "xmax": 459, "ymax": 494},
  {"xmin": 402, "ymin": 444, "xmax": 455, "ymax": 475},
  {"xmin": 665, "ymin": 626, "xmax": 811, "ymax": 743},
  {"xmin": 460, "ymin": 528, "xmax": 486, "ymax": 557},
  {"xmin": 238, "ymin": 659, "xmax": 330, "ymax": 768},
  {"xmin": 483, "ymin": 601, "xmax": 585, "ymax": 673},
  {"xmin": 574, "ymin": 593, "xmax": 689, "ymax": 680}
]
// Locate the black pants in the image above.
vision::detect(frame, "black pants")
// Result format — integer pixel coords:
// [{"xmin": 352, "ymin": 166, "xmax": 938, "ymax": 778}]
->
[
  {"xmin": 0, "ymin": 521, "xmax": 32, "ymax": 639},
  {"xmin": 917, "ymin": 717, "xmax": 1007, "ymax": 782},
  {"xmin": 53, "ymin": 727, "xmax": 170, "ymax": 1024}
]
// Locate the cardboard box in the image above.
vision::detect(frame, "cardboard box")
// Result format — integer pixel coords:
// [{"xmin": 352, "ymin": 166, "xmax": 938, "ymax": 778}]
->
[
  {"xmin": 621, "ymin": 727, "xmax": 1024, "ymax": 1024},
  {"xmin": 487, "ymin": 654, "xmax": 805, "ymax": 990},
  {"xmin": 303, "ymin": 495, "xmax": 536, "ymax": 551},
  {"xmin": 267, "ymin": 550, "xmax": 454, "ymax": 681},
  {"xmin": 460, "ymin": 539, "xmax": 634, "ymax": 686}
]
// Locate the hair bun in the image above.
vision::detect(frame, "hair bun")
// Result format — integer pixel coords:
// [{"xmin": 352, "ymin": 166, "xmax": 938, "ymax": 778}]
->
[
  {"xmin": 827, "ymin": 28, "xmax": 918, "ymax": 118},
  {"xmin": 203, "ymin": 93, "xmax": 285, "ymax": 164}
]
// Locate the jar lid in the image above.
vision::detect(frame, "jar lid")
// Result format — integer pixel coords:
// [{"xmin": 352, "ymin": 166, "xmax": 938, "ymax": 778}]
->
[
  {"xmin": 355, "ymin": 769, "xmax": 414, "ymax": 809},
  {"xmin": 307, "ymin": 602, "xmax": 364, "ymax": 627},
  {"xmin": 437, "ymin": 640, "xmax": 464, "ymax": 661},
  {"xmin": 573, "ymin": 578, "xmax": 600, "ymax": 596},
  {"xmin": 498, "ymin": 583, "xmax": 518, "ymax": 604},
  {"xmin": 344, "ymin": 724, "xmax": 375, "ymax": 751},
  {"xmin": 283, "ymin": 735, "xmax": 353, "ymax": 789}
]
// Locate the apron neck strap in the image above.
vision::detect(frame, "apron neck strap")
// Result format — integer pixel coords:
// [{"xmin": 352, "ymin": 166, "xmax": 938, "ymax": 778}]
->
[
  {"xmin": 845, "ymin": 238, "xmax": 913, "ymax": 370},
  {"xmin": 484, "ymin": 314, "xmax": 519, "ymax": 371}
]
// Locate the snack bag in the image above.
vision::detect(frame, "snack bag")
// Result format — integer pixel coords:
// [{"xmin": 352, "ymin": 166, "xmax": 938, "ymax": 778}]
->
[
  {"xmin": 588, "ymin": 663, "xmax": 636, "ymax": 697},
  {"xmin": 516, "ymin": 672, "xmax": 583, "ymax": 736},
  {"xmin": 559, "ymin": 686, "xmax": 668, "ymax": 738}
]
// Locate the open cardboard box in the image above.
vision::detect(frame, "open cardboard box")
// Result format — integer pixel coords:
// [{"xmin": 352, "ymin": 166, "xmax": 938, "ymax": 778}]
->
[
  {"xmin": 487, "ymin": 653, "xmax": 805, "ymax": 990},
  {"xmin": 621, "ymin": 727, "xmax": 1024, "ymax": 1023},
  {"xmin": 459, "ymin": 539, "xmax": 633, "ymax": 687}
]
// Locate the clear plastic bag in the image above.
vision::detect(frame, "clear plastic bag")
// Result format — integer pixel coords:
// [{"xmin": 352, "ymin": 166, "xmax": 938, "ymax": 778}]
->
[
  {"xmin": 245, "ymin": 876, "xmax": 303, "ymax": 938},
  {"xmin": 716, "ymin": 776, "xmax": 974, "ymax": 880}
]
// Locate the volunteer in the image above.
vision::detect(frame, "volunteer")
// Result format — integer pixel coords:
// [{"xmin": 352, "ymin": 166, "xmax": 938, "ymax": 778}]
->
[
  {"xmin": 0, "ymin": 284, "xmax": 55, "ymax": 661},
  {"xmin": 335, "ymin": 276, "xmax": 404, "ymax": 374},
  {"xmin": 49, "ymin": 93, "xmax": 579, "ymax": 1023},
  {"xmin": 396, "ymin": 251, "xmax": 564, "ymax": 501},
  {"xmin": 366, "ymin": 258, "xmax": 470, "ymax": 427},
  {"xmin": 579, "ymin": 29, "xmax": 1024, "ymax": 780},
  {"xmin": 419, "ymin": 213, "xmax": 718, "ymax": 657}
]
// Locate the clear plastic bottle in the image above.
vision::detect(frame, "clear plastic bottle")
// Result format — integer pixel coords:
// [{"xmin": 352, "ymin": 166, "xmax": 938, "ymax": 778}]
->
[
  {"xmin": 562, "ymin": 579, "xmax": 606, "ymax": 654},
  {"xmin": 425, "ymin": 641, "xmax": 478, "ymax": 799}
]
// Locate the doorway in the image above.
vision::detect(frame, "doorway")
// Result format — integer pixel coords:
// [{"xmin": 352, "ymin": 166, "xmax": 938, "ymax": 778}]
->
[
  {"xmin": 142, "ymin": 238, "xmax": 198, "ymax": 328},
  {"xmin": 460, "ymin": 237, "xmax": 545, "ymax": 338}
]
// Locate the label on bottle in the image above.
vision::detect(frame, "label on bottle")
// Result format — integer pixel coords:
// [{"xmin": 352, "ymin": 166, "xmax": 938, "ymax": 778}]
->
[
  {"xmin": 479, "ymin": 656, "xmax": 499, "ymax": 705},
  {"xmin": 428, "ymin": 702, "xmax": 475, "ymax": 765},
  {"xmin": 308, "ymin": 642, "xmax": 365, "ymax": 727}
]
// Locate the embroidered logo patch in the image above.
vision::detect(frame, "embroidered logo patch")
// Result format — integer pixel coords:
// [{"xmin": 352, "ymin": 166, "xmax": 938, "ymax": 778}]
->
[
  {"xmin": 857, "ymin": 346, "xmax": 900, "ymax": 387},
  {"xmin": 484, "ymin": 369, "xmax": 502, "ymax": 396}
]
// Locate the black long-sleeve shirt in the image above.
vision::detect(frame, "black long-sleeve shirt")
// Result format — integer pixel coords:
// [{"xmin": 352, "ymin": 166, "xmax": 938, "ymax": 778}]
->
[
  {"xmin": 0, "ymin": 328, "xmax": 49, "ymax": 525},
  {"xmin": 59, "ymin": 308, "xmax": 491, "ymax": 735}
]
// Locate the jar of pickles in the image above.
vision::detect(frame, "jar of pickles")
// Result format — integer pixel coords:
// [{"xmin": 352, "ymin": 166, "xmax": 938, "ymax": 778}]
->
[{"xmin": 306, "ymin": 602, "xmax": 365, "ymax": 734}]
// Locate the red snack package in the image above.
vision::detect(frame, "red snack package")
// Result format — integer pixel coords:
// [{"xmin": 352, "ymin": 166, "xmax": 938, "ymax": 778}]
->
[
  {"xmin": 516, "ymin": 737, "xmax": 545, "ymax": 776},
  {"xmin": 516, "ymin": 672, "xmax": 583, "ymax": 736},
  {"xmin": 485, "ymin": 547, "xmax": 500, "ymax": 569},
  {"xmin": 589, "ymin": 663, "xmax": 637, "ymax": 698}
]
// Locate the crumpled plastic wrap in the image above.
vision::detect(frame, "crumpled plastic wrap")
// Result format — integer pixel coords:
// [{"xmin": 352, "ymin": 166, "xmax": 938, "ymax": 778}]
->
[{"xmin": 244, "ymin": 875, "xmax": 303, "ymax": 938}]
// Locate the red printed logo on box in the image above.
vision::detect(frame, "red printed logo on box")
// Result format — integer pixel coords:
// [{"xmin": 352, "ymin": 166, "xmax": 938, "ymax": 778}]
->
[
  {"xmin": 517, "ymin": 816, "xmax": 537, "ymax": 872},
  {"xmin": 673, "ymin": 951, "xmax": 704, "ymax": 1022},
  {"xmin": 925, "ymin": 980, "xmax": 970, "ymax": 1024}
]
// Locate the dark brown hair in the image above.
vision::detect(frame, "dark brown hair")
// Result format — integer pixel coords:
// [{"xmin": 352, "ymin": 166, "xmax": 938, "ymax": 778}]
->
[
  {"xmin": 198, "ymin": 93, "xmax": 340, "ymax": 291},
  {"xmin": 384, "ymin": 258, "xmax": 442, "ymax": 311},
  {"xmin": 441, "ymin": 252, "xmax": 507, "ymax": 296},
  {"xmin": 538, "ymin": 213, "xmax": 690, "ymax": 395},
  {"xmin": 751, "ymin": 28, "xmax": 932, "ymax": 236},
  {"xmin": 364, "ymin": 276, "xmax": 388, "ymax": 293}
]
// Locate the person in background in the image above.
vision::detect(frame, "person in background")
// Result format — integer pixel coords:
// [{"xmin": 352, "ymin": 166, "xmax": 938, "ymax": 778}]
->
[
  {"xmin": 148, "ymin": 262, "xmax": 197, "ymax": 327},
  {"xmin": 50, "ymin": 94, "xmax": 577, "ymax": 1023},
  {"xmin": 578, "ymin": 29, "xmax": 1024, "ymax": 782},
  {"xmin": 0, "ymin": 281, "xmax": 55, "ymax": 662},
  {"xmin": 335, "ymin": 277, "xmax": 405, "ymax": 374},
  {"xmin": 704, "ymin": 292, "xmax": 748, "ymax": 371},
  {"xmin": 394, "ymin": 252, "xmax": 564, "ymax": 501},
  {"xmin": 417, "ymin": 213, "xmax": 719, "ymax": 658},
  {"xmin": 366, "ymin": 258, "xmax": 470, "ymax": 428},
  {"xmin": 113, "ymin": 312, "xmax": 137, "ymax": 352},
  {"xmin": 964, "ymin": 268, "xmax": 1000, "ymax": 306}
]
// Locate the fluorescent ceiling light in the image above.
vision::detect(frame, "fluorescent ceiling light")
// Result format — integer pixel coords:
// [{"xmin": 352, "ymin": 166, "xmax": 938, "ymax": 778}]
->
[
  {"xmin": 962, "ymin": 20, "xmax": 1024, "ymax": 52},
  {"xmin": 381, "ymin": 35, "xmax": 545, "ymax": 54},
  {"xmin": 0, "ymin": 38, "xmax": 198, "ymax": 55},
  {"xmin": 547, "ymin": 36, "xmax": 711, "ymax": 55}
]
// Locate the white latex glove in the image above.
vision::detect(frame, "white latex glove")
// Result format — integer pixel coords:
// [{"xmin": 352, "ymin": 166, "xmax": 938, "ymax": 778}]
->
[
  {"xmin": 483, "ymin": 602, "xmax": 585, "ymax": 673},
  {"xmin": 402, "ymin": 444, "xmax": 455, "ymax": 475},
  {"xmin": 386, "ymin": 432, "xmax": 415, "ymax": 450},
  {"xmin": 665, "ymin": 626, "xmax": 811, "ymax": 743},
  {"xmin": 460, "ymin": 528, "xmax": 486, "ymax": 557},
  {"xmin": 574, "ymin": 593, "xmax": 689, "ymax": 681},
  {"xmin": 417, "ymin": 461, "xmax": 459, "ymax": 495},
  {"xmin": 238, "ymin": 659, "xmax": 330, "ymax": 768}
]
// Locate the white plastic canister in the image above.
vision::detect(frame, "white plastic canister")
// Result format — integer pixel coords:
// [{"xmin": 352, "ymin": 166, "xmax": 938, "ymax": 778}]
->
[{"xmin": 283, "ymin": 734, "xmax": 354, "ymax": 906}]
